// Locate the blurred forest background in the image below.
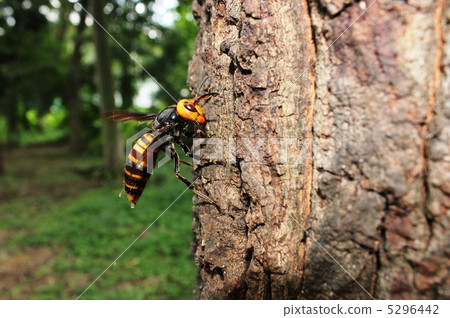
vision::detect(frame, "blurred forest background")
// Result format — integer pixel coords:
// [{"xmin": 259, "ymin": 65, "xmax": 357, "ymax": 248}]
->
[{"xmin": 0, "ymin": 0, "xmax": 199, "ymax": 299}]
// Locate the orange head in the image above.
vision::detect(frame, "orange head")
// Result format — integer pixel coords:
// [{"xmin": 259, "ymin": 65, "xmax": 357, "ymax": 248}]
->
[
  {"xmin": 176, "ymin": 77, "xmax": 218, "ymax": 124},
  {"xmin": 176, "ymin": 98, "xmax": 207, "ymax": 124}
]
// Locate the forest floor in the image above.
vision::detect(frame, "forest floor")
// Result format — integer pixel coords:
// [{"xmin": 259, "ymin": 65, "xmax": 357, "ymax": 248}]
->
[{"xmin": 0, "ymin": 144, "xmax": 196, "ymax": 299}]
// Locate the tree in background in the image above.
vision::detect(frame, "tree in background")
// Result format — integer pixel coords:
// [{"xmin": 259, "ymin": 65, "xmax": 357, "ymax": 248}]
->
[
  {"xmin": 0, "ymin": 0, "xmax": 66, "ymax": 145},
  {"xmin": 189, "ymin": 0, "xmax": 449, "ymax": 299},
  {"xmin": 91, "ymin": 0, "xmax": 122, "ymax": 176},
  {"xmin": 0, "ymin": 0, "xmax": 198, "ymax": 175},
  {"xmin": 65, "ymin": 1, "xmax": 86, "ymax": 153}
]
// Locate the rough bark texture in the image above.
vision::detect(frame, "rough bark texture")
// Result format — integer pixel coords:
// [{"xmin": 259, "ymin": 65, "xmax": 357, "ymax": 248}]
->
[
  {"xmin": 189, "ymin": 0, "xmax": 449, "ymax": 299},
  {"xmin": 307, "ymin": 0, "xmax": 449, "ymax": 300}
]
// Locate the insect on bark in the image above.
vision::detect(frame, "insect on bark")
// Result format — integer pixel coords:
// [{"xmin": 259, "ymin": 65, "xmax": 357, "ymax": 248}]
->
[{"xmin": 107, "ymin": 78, "xmax": 218, "ymax": 207}]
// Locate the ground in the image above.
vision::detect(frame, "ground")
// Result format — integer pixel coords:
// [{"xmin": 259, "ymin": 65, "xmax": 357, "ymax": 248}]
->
[{"xmin": 0, "ymin": 144, "xmax": 196, "ymax": 299}]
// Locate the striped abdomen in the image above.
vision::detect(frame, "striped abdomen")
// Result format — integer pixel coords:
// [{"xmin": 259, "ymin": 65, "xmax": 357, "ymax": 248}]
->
[{"xmin": 124, "ymin": 132, "xmax": 160, "ymax": 207}]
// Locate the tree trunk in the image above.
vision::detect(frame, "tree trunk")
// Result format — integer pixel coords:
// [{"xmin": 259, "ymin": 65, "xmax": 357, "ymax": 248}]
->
[
  {"xmin": 189, "ymin": 0, "xmax": 449, "ymax": 300},
  {"xmin": 91, "ymin": 0, "xmax": 122, "ymax": 176},
  {"xmin": 66, "ymin": 6, "xmax": 86, "ymax": 153}
]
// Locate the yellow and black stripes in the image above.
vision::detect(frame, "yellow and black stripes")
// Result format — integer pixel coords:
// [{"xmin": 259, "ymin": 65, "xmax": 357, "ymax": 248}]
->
[
  {"xmin": 124, "ymin": 165, "xmax": 151, "ymax": 207},
  {"xmin": 124, "ymin": 133, "xmax": 160, "ymax": 207},
  {"xmin": 126, "ymin": 133, "xmax": 157, "ymax": 168}
]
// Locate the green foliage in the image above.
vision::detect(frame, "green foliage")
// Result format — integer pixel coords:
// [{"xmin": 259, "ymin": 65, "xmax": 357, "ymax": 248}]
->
[
  {"xmin": 0, "ymin": 0, "xmax": 67, "ymax": 143},
  {"xmin": 0, "ymin": 117, "xmax": 7, "ymax": 143},
  {"xmin": 0, "ymin": 0, "xmax": 198, "ymax": 147},
  {"xmin": 14, "ymin": 98, "xmax": 69, "ymax": 146},
  {"xmin": 19, "ymin": 128, "xmax": 68, "ymax": 147}
]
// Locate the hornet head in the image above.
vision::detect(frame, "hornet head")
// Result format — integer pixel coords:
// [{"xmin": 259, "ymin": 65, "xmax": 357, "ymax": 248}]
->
[{"xmin": 175, "ymin": 77, "xmax": 218, "ymax": 125}]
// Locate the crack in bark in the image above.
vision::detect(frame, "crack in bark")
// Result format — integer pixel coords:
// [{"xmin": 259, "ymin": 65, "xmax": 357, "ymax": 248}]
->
[
  {"xmin": 420, "ymin": 0, "xmax": 444, "ymax": 249},
  {"xmin": 370, "ymin": 239, "xmax": 380, "ymax": 296},
  {"xmin": 265, "ymin": 269, "xmax": 272, "ymax": 299},
  {"xmin": 298, "ymin": 0, "xmax": 317, "ymax": 297}
]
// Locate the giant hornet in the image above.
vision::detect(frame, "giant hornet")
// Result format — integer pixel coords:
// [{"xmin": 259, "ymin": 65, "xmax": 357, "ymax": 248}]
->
[{"xmin": 108, "ymin": 78, "xmax": 218, "ymax": 207}]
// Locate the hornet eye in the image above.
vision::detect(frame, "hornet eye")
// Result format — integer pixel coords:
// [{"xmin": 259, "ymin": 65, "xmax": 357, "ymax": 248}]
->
[{"xmin": 184, "ymin": 102, "xmax": 197, "ymax": 112}]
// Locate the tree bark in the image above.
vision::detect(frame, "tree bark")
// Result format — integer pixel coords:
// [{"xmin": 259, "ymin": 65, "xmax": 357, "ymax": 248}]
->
[
  {"xmin": 189, "ymin": 0, "xmax": 449, "ymax": 300},
  {"xmin": 91, "ymin": 0, "xmax": 122, "ymax": 176}
]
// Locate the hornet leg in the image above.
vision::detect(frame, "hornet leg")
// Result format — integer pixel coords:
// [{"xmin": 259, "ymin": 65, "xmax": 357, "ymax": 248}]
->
[
  {"xmin": 177, "ymin": 139, "xmax": 194, "ymax": 159},
  {"xmin": 172, "ymin": 141, "xmax": 194, "ymax": 167},
  {"xmin": 171, "ymin": 143, "xmax": 214, "ymax": 204}
]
